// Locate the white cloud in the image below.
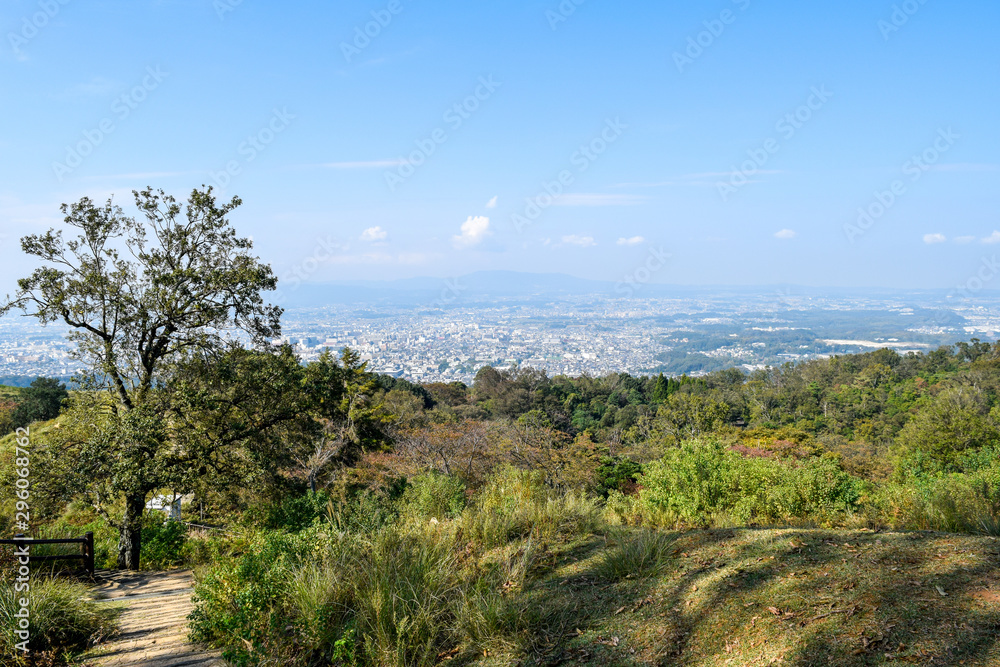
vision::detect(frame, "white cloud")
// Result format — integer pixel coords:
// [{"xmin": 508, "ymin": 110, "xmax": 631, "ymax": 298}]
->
[
  {"xmin": 983, "ymin": 231, "xmax": 1000, "ymax": 245},
  {"xmin": 613, "ymin": 170, "xmax": 783, "ymax": 188},
  {"xmin": 85, "ymin": 171, "xmax": 198, "ymax": 181},
  {"xmin": 774, "ymin": 229, "xmax": 797, "ymax": 240},
  {"xmin": 315, "ymin": 159, "xmax": 407, "ymax": 169},
  {"xmin": 923, "ymin": 233, "xmax": 947, "ymax": 245},
  {"xmin": 562, "ymin": 235, "xmax": 597, "ymax": 247},
  {"xmin": 326, "ymin": 252, "xmax": 433, "ymax": 265},
  {"xmin": 485, "ymin": 196, "xmax": 498, "ymax": 209},
  {"xmin": 361, "ymin": 226, "xmax": 388, "ymax": 242},
  {"xmin": 453, "ymin": 216, "xmax": 491, "ymax": 248},
  {"xmin": 617, "ymin": 236, "xmax": 645, "ymax": 246},
  {"xmin": 955, "ymin": 235, "xmax": 976, "ymax": 244},
  {"xmin": 929, "ymin": 163, "xmax": 1000, "ymax": 173},
  {"xmin": 553, "ymin": 194, "xmax": 646, "ymax": 207},
  {"xmin": 62, "ymin": 77, "xmax": 119, "ymax": 99}
]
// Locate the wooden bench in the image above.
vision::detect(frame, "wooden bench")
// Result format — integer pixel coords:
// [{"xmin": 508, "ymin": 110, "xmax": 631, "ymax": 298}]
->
[{"xmin": 0, "ymin": 532, "xmax": 95, "ymax": 576}]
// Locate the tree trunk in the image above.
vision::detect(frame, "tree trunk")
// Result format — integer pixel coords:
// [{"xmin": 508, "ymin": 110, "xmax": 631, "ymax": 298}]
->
[{"xmin": 117, "ymin": 493, "xmax": 145, "ymax": 570}]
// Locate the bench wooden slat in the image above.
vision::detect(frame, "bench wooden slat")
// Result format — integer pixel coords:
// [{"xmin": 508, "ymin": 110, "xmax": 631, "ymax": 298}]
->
[
  {"xmin": 0, "ymin": 538, "xmax": 84, "ymax": 545},
  {"xmin": 1, "ymin": 532, "xmax": 95, "ymax": 575}
]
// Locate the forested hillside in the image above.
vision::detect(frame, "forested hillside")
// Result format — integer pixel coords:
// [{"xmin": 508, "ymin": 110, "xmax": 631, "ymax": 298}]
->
[
  {"xmin": 375, "ymin": 338, "xmax": 1000, "ymax": 486},
  {"xmin": 4, "ymin": 340, "xmax": 1000, "ymax": 664}
]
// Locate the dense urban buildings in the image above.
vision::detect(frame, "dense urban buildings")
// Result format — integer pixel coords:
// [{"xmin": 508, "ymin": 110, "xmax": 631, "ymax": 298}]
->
[{"xmin": 4, "ymin": 288, "xmax": 999, "ymax": 386}]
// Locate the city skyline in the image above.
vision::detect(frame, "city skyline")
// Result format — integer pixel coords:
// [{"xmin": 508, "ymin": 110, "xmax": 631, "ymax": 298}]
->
[{"xmin": 3, "ymin": 284, "xmax": 996, "ymax": 386}]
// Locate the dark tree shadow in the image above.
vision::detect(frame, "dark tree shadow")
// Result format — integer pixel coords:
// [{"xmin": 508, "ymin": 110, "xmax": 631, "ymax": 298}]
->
[{"xmin": 497, "ymin": 528, "xmax": 1000, "ymax": 666}]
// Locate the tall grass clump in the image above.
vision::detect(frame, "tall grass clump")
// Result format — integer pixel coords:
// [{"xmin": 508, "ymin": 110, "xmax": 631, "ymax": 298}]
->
[
  {"xmin": 873, "ymin": 470, "xmax": 1000, "ymax": 534},
  {"xmin": 193, "ymin": 521, "xmax": 524, "ymax": 666},
  {"xmin": 351, "ymin": 524, "xmax": 462, "ymax": 666},
  {"xmin": 0, "ymin": 578, "xmax": 119, "ymax": 664},
  {"xmin": 594, "ymin": 529, "xmax": 677, "ymax": 581},
  {"xmin": 285, "ymin": 559, "xmax": 355, "ymax": 659},
  {"xmin": 604, "ymin": 489, "xmax": 684, "ymax": 528},
  {"xmin": 461, "ymin": 466, "xmax": 601, "ymax": 547},
  {"xmin": 399, "ymin": 471, "xmax": 467, "ymax": 521},
  {"xmin": 325, "ymin": 489, "xmax": 398, "ymax": 534},
  {"xmin": 454, "ymin": 538, "xmax": 538, "ymax": 652},
  {"xmin": 190, "ymin": 468, "xmax": 601, "ymax": 666},
  {"xmin": 282, "ymin": 531, "xmax": 366, "ymax": 664}
]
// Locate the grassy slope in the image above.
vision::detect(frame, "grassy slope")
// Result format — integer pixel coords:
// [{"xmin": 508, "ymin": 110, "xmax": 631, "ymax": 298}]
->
[
  {"xmin": 0, "ymin": 385, "xmax": 22, "ymax": 401},
  {"xmin": 0, "ymin": 414, "xmax": 67, "ymax": 462},
  {"xmin": 5, "ymin": 402, "xmax": 998, "ymax": 664},
  {"xmin": 500, "ymin": 528, "xmax": 1000, "ymax": 666}
]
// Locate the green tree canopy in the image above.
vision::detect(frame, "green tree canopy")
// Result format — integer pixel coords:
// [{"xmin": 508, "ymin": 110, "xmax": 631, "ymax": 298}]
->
[
  {"xmin": 11, "ymin": 377, "xmax": 68, "ymax": 429},
  {"xmin": 1, "ymin": 187, "xmax": 283, "ymax": 569}
]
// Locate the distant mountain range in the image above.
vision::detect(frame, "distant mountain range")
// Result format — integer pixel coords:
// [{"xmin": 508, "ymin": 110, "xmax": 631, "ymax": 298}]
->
[
  {"xmin": 273, "ymin": 271, "xmax": 977, "ymax": 309},
  {"xmin": 351, "ymin": 270, "xmax": 611, "ymax": 294},
  {"xmin": 274, "ymin": 271, "xmax": 608, "ymax": 308}
]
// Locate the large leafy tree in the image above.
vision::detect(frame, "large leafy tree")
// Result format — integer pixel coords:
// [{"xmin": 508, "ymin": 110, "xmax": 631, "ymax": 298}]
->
[
  {"xmin": 1, "ymin": 187, "xmax": 282, "ymax": 569},
  {"xmin": 650, "ymin": 392, "xmax": 731, "ymax": 446},
  {"xmin": 165, "ymin": 344, "xmax": 313, "ymax": 492},
  {"xmin": 392, "ymin": 420, "xmax": 493, "ymax": 484},
  {"xmin": 296, "ymin": 348, "xmax": 389, "ymax": 493},
  {"xmin": 11, "ymin": 377, "xmax": 69, "ymax": 429},
  {"xmin": 895, "ymin": 385, "xmax": 1000, "ymax": 473}
]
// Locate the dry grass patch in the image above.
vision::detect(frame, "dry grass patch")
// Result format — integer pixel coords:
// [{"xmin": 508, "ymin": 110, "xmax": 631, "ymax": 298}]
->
[{"xmin": 516, "ymin": 529, "xmax": 1000, "ymax": 666}]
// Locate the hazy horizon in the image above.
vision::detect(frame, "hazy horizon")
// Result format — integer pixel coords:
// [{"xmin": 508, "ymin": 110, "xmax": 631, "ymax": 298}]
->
[{"xmin": 284, "ymin": 269, "xmax": 1000, "ymax": 293}]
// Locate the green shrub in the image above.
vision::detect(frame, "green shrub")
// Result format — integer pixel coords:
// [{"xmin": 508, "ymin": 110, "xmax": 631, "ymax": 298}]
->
[
  {"xmin": 190, "ymin": 526, "xmax": 335, "ymax": 663},
  {"xmin": 326, "ymin": 490, "xmax": 398, "ymax": 534},
  {"xmin": 262, "ymin": 492, "xmax": 332, "ymax": 532},
  {"xmin": 181, "ymin": 529, "xmax": 233, "ymax": 568},
  {"xmin": 637, "ymin": 439, "xmax": 861, "ymax": 526},
  {"xmin": 596, "ymin": 456, "xmax": 643, "ymax": 496},
  {"xmin": 399, "ymin": 472, "xmax": 466, "ymax": 521},
  {"xmin": 141, "ymin": 518, "xmax": 187, "ymax": 569},
  {"xmin": 0, "ymin": 578, "xmax": 119, "ymax": 664}
]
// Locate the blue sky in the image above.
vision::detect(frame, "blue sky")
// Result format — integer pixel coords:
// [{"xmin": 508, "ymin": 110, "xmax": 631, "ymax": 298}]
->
[{"xmin": 1, "ymin": 0, "xmax": 998, "ymax": 292}]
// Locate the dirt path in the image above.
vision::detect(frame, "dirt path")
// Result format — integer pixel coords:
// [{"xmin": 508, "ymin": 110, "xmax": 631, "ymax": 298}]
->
[{"xmin": 82, "ymin": 569, "xmax": 226, "ymax": 667}]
